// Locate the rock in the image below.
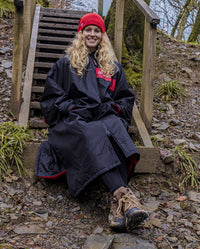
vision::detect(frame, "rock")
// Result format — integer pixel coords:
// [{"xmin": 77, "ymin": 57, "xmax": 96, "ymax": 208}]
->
[
  {"xmin": 1, "ymin": 60, "xmax": 12, "ymax": 69},
  {"xmin": 169, "ymin": 118, "xmax": 180, "ymax": 126},
  {"xmin": 157, "ymin": 123, "xmax": 170, "ymax": 130},
  {"xmin": 83, "ymin": 234, "xmax": 114, "ymax": 249},
  {"xmin": 14, "ymin": 224, "xmax": 46, "ymax": 234},
  {"xmin": 188, "ymin": 191, "xmax": 200, "ymax": 203},
  {"xmin": 191, "ymin": 132, "xmax": 200, "ymax": 141},
  {"xmin": 151, "ymin": 218, "xmax": 162, "ymax": 228},
  {"xmin": 92, "ymin": 226, "xmax": 104, "ymax": 234},
  {"xmin": 173, "ymin": 139, "xmax": 186, "ymax": 145},
  {"xmin": 33, "ymin": 200, "xmax": 42, "ymax": 206},
  {"xmin": 113, "ymin": 234, "xmax": 156, "ymax": 249},
  {"xmin": 143, "ymin": 200, "xmax": 160, "ymax": 213},
  {"xmin": 46, "ymin": 221, "xmax": 53, "ymax": 227},
  {"xmin": 182, "ymin": 67, "xmax": 193, "ymax": 78}
]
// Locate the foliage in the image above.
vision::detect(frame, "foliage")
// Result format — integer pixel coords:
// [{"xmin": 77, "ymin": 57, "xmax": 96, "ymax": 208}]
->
[
  {"xmin": 151, "ymin": 135, "xmax": 162, "ymax": 146},
  {"xmin": 0, "ymin": 0, "xmax": 14, "ymax": 18},
  {"xmin": 155, "ymin": 80, "xmax": 187, "ymax": 101},
  {"xmin": 0, "ymin": 122, "xmax": 32, "ymax": 177},
  {"xmin": 175, "ymin": 146, "xmax": 199, "ymax": 191}
]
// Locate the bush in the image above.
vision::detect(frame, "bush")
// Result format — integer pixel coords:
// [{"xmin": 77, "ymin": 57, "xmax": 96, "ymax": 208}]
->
[
  {"xmin": 155, "ymin": 80, "xmax": 187, "ymax": 102},
  {"xmin": 0, "ymin": 0, "xmax": 15, "ymax": 18},
  {"xmin": 0, "ymin": 122, "xmax": 32, "ymax": 177}
]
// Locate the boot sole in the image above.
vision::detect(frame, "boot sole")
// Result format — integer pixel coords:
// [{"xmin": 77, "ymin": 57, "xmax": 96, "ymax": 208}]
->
[{"xmin": 125, "ymin": 210, "xmax": 148, "ymax": 232}]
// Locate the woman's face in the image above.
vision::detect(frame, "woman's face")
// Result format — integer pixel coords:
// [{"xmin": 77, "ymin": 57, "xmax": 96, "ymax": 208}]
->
[{"xmin": 82, "ymin": 25, "xmax": 102, "ymax": 53}]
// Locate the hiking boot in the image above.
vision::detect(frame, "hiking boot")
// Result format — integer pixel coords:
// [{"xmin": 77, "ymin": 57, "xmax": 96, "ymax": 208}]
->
[
  {"xmin": 113, "ymin": 186, "xmax": 148, "ymax": 232},
  {"xmin": 108, "ymin": 195, "xmax": 126, "ymax": 232}
]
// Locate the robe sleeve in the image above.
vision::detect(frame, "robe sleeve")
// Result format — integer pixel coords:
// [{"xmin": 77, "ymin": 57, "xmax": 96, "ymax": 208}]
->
[
  {"xmin": 112, "ymin": 63, "xmax": 135, "ymax": 124},
  {"xmin": 40, "ymin": 57, "xmax": 76, "ymax": 127}
]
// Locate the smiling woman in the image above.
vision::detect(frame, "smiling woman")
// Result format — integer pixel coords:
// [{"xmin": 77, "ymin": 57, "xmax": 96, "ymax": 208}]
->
[
  {"xmin": 35, "ymin": 12, "xmax": 148, "ymax": 233},
  {"xmin": 82, "ymin": 25, "xmax": 102, "ymax": 53}
]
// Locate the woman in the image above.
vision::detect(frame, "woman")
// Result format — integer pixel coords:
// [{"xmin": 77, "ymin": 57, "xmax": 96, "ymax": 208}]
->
[{"xmin": 35, "ymin": 13, "xmax": 148, "ymax": 233}]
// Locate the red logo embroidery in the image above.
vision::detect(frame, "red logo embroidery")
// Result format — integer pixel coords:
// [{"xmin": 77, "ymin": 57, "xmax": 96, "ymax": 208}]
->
[{"xmin": 96, "ymin": 68, "xmax": 116, "ymax": 91}]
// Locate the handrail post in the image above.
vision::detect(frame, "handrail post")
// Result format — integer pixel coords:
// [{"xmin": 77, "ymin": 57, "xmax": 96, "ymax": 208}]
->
[
  {"xmin": 10, "ymin": 1, "xmax": 24, "ymax": 119},
  {"xmin": 114, "ymin": 0, "xmax": 124, "ymax": 63},
  {"xmin": 98, "ymin": 0, "xmax": 103, "ymax": 16},
  {"xmin": 23, "ymin": 0, "xmax": 36, "ymax": 64},
  {"xmin": 140, "ymin": 19, "xmax": 157, "ymax": 132}
]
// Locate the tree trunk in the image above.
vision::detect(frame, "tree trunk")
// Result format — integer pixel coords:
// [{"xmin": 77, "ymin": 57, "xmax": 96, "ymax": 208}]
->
[
  {"xmin": 176, "ymin": 0, "xmax": 197, "ymax": 40},
  {"xmin": 171, "ymin": 0, "xmax": 191, "ymax": 38},
  {"xmin": 187, "ymin": 2, "xmax": 200, "ymax": 42}
]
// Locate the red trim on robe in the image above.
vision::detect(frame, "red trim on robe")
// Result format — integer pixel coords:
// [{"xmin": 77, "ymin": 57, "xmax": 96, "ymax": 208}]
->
[
  {"xmin": 39, "ymin": 170, "xmax": 67, "ymax": 179},
  {"xmin": 128, "ymin": 155, "xmax": 139, "ymax": 176}
]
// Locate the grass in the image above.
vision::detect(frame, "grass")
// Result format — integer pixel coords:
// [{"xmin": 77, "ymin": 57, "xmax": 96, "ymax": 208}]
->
[
  {"xmin": 0, "ymin": 0, "xmax": 14, "ymax": 18},
  {"xmin": 0, "ymin": 122, "xmax": 32, "ymax": 177},
  {"xmin": 175, "ymin": 146, "xmax": 199, "ymax": 191},
  {"xmin": 155, "ymin": 80, "xmax": 187, "ymax": 102}
]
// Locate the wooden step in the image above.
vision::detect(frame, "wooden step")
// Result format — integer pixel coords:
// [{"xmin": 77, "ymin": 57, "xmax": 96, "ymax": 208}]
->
[
  {"xmin": 23, "ymin": 143, "xmax": 160, "ymax": 174},
  {"xmin": 31, "ymin": 101, "xmax": 41, "ymax": 109},
  {"xmin": 39, "ymin": 22, "xmax": 78, "ymax": 29},
  {"xmin": 33, "ymin": 73, "xmax": 47, "ymax": 80},
  {"xmin": 35, "ymin": 52, "xmax": 63, "ymax": 59},
  {"xmin": 29, "ymin": 118, "xmax": 48, "ymax": 128},
  {"xmin": 32, "ymin": 86, "xmax": 45, "ymax": 93},
  {"xmin": 34, "ymin": 62, "xmax": 54, "ymax": 68},
  {"xmin": 37, "ymin": 36, "xmax": 74, "ymax": 43},
  {"xmin": 38, "ymin": 29, "xmax": 76, "ymax": 36},
  {"xmin": 36, "ymin": 43, "xmax": 68, "ymax": 50},
  {"xmin": 40, "ymin": 7, "xmax": 88, "ymax": 16},
  {"xmin": 40, "ymin": 16, "xmax": 79, "ymax": 24}
]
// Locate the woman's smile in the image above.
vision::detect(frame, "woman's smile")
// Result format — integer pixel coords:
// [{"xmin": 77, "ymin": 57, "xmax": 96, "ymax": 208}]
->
[{"xmin": 82, "ymin": 25, "xmax": 102, "ymax": 52}]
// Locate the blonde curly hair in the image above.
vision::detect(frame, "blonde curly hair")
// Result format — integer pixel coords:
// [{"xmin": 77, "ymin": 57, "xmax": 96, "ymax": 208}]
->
[{"xmin": 66, "ymin": 32, "xmax": 117, "ymax": 77}]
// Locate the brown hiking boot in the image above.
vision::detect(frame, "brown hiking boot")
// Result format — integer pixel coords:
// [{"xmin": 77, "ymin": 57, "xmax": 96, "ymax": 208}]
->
[
  {"xmin": 113, "ymin": 186, "xmax": 148, "ymax": 232},
  {"xmin": 108, "ymin": 195, "xmax": 126, "ymax": 232}
]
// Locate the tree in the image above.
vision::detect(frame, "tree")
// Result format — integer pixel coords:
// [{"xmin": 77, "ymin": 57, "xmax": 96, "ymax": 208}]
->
[{"xmin": 187, "ymin": 2, "xmax": 200, "ymax": 42}]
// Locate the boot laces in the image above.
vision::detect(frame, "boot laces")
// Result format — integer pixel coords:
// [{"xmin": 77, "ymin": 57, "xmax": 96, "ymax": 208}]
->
[{"xmin": 116, "ymin": 191, "xmax": 141, "ymax": 215}]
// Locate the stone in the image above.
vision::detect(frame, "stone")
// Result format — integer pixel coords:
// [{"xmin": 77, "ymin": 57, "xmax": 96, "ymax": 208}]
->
[
  {"xmin": 83, "ymin": 234, "xmax": 114, "ymax": 249},
  {"xmin": 14, "ymin": 224, "xmax": 46, "ymax": 234},
  {"xmin": 188, "ymin": 191, "xmax": 200, "ymax": 203},
  {"xmin": 143, "ymin": 200, "xmax": 160, "ymax": 213},
  {"xmin": 174, "ymin": 139, "xmax": 186, "ymax": 145},
  {"xmin": 1, "ymin": 60, "xmax": 12, "ymax": 69},
  {"xmin": 113, "ymin": 234, "xmax": 156, "ymax": 249},
  {"xmin": 92, "ymin": 226, "xmax": 104, "ymax": 234}
]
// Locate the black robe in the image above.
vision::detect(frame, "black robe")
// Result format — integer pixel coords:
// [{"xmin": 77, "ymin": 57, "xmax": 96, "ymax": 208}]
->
[{"xmin": 35, "ymin": 54, "xmax": 140, "ymax": 197}]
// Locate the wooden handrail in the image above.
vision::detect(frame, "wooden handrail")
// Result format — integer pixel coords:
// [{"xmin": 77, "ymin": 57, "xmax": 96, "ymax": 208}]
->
[{"xmin": 132, "ymin": 0, "xmax": 160, "ymax": 25}]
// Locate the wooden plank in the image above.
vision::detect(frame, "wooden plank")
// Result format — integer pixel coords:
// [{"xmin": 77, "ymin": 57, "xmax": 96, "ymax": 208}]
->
[
  {"xmin": 10, "ymin": 5, "xmax": 24, "ymax": 118},
  {"xmin": 140, "ymin": 19, "xmax": 157, "ymax": 131},
  {"xmin": 22, "ymin": 143, "xmax": 160, "ymax": 174},
  {"xmin": 29, "ymin": 119, "xmax": 48, "ymax": 128},
  {"xmin": 114, "ymin": 0, "xmax": 124, "ymax": 63},
  {"xmin": 132, "ymin": 104, "xmax": 153, "ymax": 147},
  {"xmin": 32, "ymin": 86, "xmax": 44, "ymax": 93},
  {"xmin": 38, "ymin": 28, "xmax": 76, "ymax": 36},
  {"xmin": 40, "ymin": 7, "xmax": 88, "ymax": 15},
  {"xmin": 33, "ymin": 73, "xmax": 47, "ymax": 80},
  {"xmin": 39, "ymin": 22, "xmax": 78, "ymax": 29},
  {"xmin": 35, "ymin": 52, "xmax": 63, "ymax": 58},
  {"xmin": 40, "ymin": 16, "xmax": 79, "ymax": 24},
  {"xmin": 37, "ymin": 43, "xmax": 67, "ymax": 50},
  {"xmin": 40, "ymin": 11, "xmax": 84, "ymax": 19},
  {"xmin": 34, "ymin": 62, "xmax": 54, "ymax": 68},
  {"xmin": 18, "ymin": 5, "xmax": 40, "ymax": 127},
  {"xmin": 132, "ymin": 0, "xmax": 160, "ymax": 24},
  {"xmin": 98, "ymin": 0, "xmax": 103, "ymax": 16},
  {"xmin": 135, "ymin": 146, "xmax": 160, "ymax": 173},
  {"xmin": 37, "ymin": 36, "xmax": 74, "ymax": 43},
  {"xmin": 30, "ymin": 101, "xmax": 41, "ymax": 109}
]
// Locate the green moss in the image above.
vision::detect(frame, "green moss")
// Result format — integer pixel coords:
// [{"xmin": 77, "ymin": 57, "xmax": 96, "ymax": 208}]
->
[
  {"xmin": 105, "ymin": 0, "xmax": 150, "ymax": 88},
  {"xmin": 0, "ymin": 0, "xmax": 14, "ymax": 18}
]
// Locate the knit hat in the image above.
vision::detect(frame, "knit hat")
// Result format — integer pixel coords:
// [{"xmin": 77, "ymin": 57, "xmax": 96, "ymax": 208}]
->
[{"xmin": 78, "ymin": 13, "xmax": 106, "ymax": 33}]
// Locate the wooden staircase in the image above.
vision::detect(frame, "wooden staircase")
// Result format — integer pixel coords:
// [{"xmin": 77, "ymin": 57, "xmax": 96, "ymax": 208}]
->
[
  {"xmin": 19, "ymin": 6, "xmax": 88, "ymax": 128},
  {"xmin": 19, "ymin": 5, "xmax": 160, "ymax": 174}
]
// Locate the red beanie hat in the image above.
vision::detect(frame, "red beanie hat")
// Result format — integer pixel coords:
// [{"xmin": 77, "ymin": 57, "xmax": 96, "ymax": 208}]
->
[{"xmin": 78, "ymin": 13, "xmax": 106, "ymax": 33}]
